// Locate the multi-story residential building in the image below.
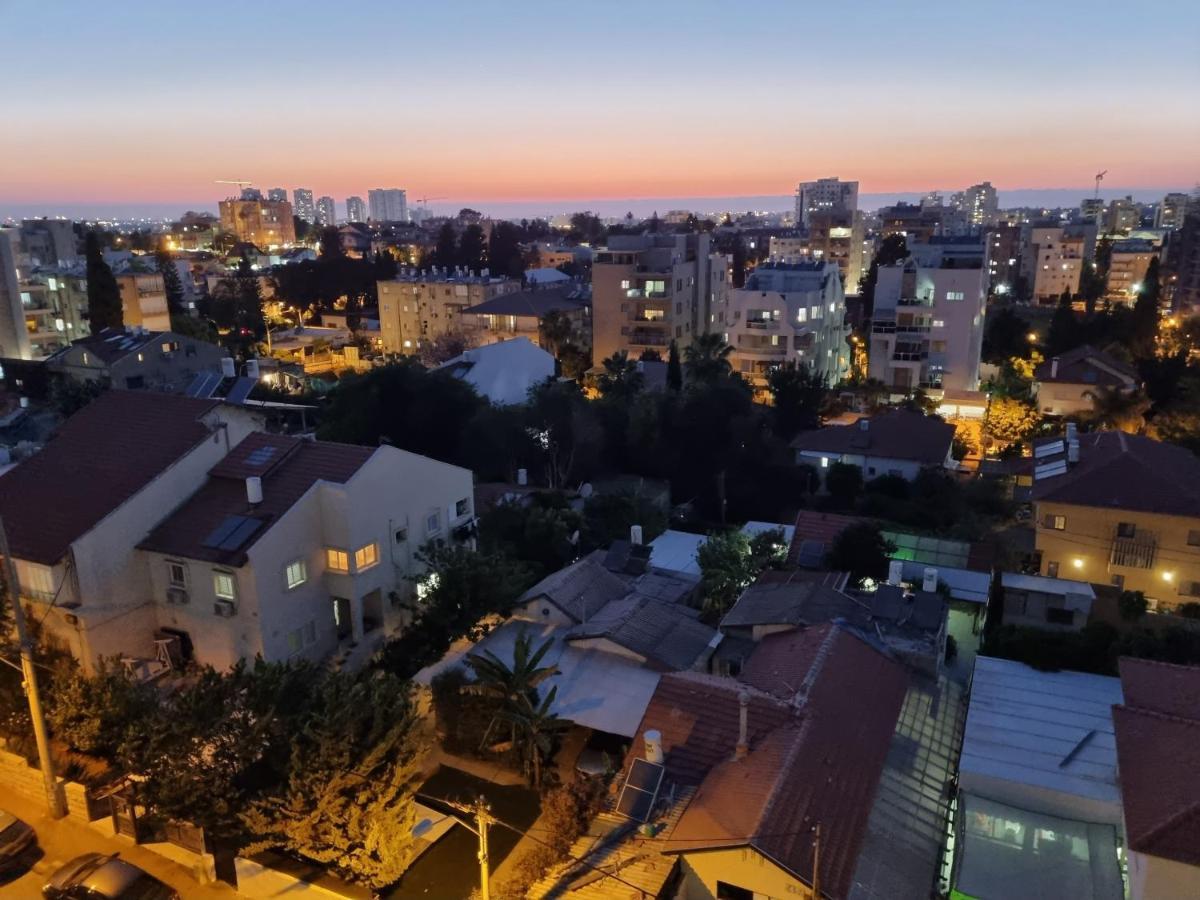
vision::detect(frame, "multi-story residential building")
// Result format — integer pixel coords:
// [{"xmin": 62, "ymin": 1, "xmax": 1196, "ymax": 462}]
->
[
  {"xmin": 292, "ymin": 188, "xmax": 315, "ymax": 224},
  {"xmin": 115, "ymin": 272, "xmax": 171, "ymax": 332},
  {"xmin": 1164, "ymin": 208, "xmax": 1200, "ymax": 311},
  {"xmin": 19, "ymin": 218, "xmax": 78, "ymax": 265},
  {"xmin": 0, "ymin": 222, "xmax": 88, "ymax": 359},
  {"xmin": 462, "ymin": 284, "xmax": 591, "ymax": 350},
  {"xmin": 877, "ymin": 202, "xmax": 948, "ymax": 242},
  {"xmin": 769, "ymin": 214, "xmax": 866, "ymax": 295},
  {"xmin": 986, "ymin": 223, "xmax": 1023, "ymax": 293},
  {"xmin": 368, "ymin": 188, "xmax": 408, "ymax": 223},
  {"xmin": 315, "ymin": 196, "xmax": 336, "ymax": 228},
  {"xmin": 1106, "ymin": 239, "xmax": 1160, "ymax": 305},
  {"xmin": 1022, "ymin": 225, "xmax": 1084, "ymax": 304},
  {"xmin": 48, "ymin": 326, "xmax": 224, "ymax": 391},
  {"xmin": 1031, "ymin": 429, "xmax": 1200, "ymax": 611},
  {"xmin": 1080, "ymin": 197, "xmax": 1105, "ymax": 224},
  {"xmin": 724, "ymin": 261, "xmax": 848, "ymax": 390},
  {"xmin": 869, "ymin": 236, "xmax": 989, "ymax": 393},
  {"xmin": 218, "ymin": 193, "xmax": 296, "ymax": 248},
  {"xmin": 591, "ymin": 233, "xmax": 727, "ymax": 362},
  {"xmin": 345, "ymin": 196, "xmax": 367, "ymax": 224},
  {"xmin": 1155, "ymin": 192, "xmax": 1190, "ymax": 230},
  {"xmin": 266, "ymin": 188, "xmax": 288, "ymax": 203},
  {"xmin": 959, "ymin": 181, "xmax": 999, "ymax": 227},
  {"xmin": 16, "ymin": 270, "xmax": 89, "ymax": 358},
  {"xmin": 376, "ymin": 269, "xmax": 522, "ymax": 353},
  {"xmin": 1105, "ymin": 195, "xmax": 1140, "ymax": 235},
  {"xmin": 794, "ymin": 177, "xmax": 858, "ymax": 227}
]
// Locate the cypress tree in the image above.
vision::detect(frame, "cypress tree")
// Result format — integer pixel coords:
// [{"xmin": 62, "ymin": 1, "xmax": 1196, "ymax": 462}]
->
[
  {"xmin": 667, "ymin": 339, "xmax": 682, "ymax": 392},
  {"xmin": 85, "ymin": 231, "xmax": 122, "ymax": 330}
]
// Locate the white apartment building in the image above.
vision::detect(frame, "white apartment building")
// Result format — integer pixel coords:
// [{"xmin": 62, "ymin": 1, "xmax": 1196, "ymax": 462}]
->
[
  {"xmin": 795, "ymin": 178, "xmax": 858, "ymax": 227},
  {"xmin": 0, "ymin": 221, "xmax": 86, "ymax": 360},
  {"xmin": 267, "ymin": 188, "xmax": 288, "ymax": 203},
  {"xmin": 346, "ymin": 196, "xmax": 367, "ymax": 223},
  {"xmin": 591, "ymin": 233, "xmax": 727, "ymax": 362},
  {"xmin": 869, "ymin": 237, "xmax": 989, "ymax": 394},
  {"xmin": 292, "ymin": 188, "xmax": 315, "ymax": 224},
  {"xmin": 1022, "ymin": 226, "xmax": 1084, "ymax": 304},
  {"xmin": 368, "ymin": 188, "xmax": 408, "ymax": 223},
  {"xmin": 767, "ymin": 210, "xmax": 866, "ymax": 294},
  {"xmin": 1105, "ymin": 239, "xmax": 1159, "ymax": 305},
  {"xmin": 723, "ymin": 261, "xmax": 849, "ymax": 391},
  {"xmin": 316, "ymin": 196, "xmax": 337, "ymax": 228},
  {"xmin": 377, "ymin": 268, "xmax": 522, "ymax": 354},
  {"xmin": 1155, "ymin": 192, "xmax": 1190, "ymax": 230},
  {"xmin": 959, "ymin": 181, "xmax": 999, "ymax": 228}
]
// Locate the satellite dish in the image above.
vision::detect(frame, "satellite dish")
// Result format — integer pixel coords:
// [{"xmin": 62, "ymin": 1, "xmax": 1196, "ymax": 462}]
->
[{"xmin": 580, "ymin": 483, "xmax": 594, "ymax": 499}]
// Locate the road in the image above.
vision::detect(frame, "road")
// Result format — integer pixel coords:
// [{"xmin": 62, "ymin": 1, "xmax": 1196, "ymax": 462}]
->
[{"xmin": 0, "ymin": 790, "xmax": 239, "ymax": 899}]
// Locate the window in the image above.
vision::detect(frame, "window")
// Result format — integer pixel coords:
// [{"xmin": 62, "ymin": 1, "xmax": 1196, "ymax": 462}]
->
[
  {"xmin": 946, "ymin": 291, "xmax": 965, "ymax": 301},
  {"xmin": 455, "ymin": 498, "xmax": 471, "ymax": 518},
  {"xmin": 426, "ymin": 510, "xmax": 442, "ymax": 536},
  {"xmin": 932, "ymin": 319, "xmax": 945, "ymax": 328},
  {"xmin": 1180, "ymin": 581, "xmax": 1200, "ymax": 598},
  {"xmin": 1188, "ymin": 530, "xmax": 1200, "ymax": 547},
  {"xmin": 326, "ymin": 548, "xmax": 349, "ymax": 572},
  {"xmin": 1047, "ymin": 561, "xmax": 1060, "ymax": 578},
  {"xmin": 167, "ymin": 562, "xmax": 187, "ymax": 588},
  {"xmin": 1111, "ymin": 574, "xmax": 1125, "ymax": 590},
  {"xmin": 1116, "ymin": 522, "xmax": 1136, "ymax": 538},
  {"xmin": 796, "ymin": 307, "xmax": 807, "ymax": 323},
  {"xmin": 1042, "ymin": 514, "xmax": 1066, "ymax": 530},
  {"xmin": 620, "ymin": 279, "xmax": 630, "ymax": 289},
  {"xmin": 354, "ymin": 543, "xmax": 379, "ymax": 571},
  {"xmin": 285, "ymin": 559, "xmax": 307, "ymax": 590},
  {"xmin": 716, "ymin": 883, "xmax": 754, "ymax": 900},
  {"xmin": 213, "ymin": 571, "xmax": 237, "ymax": 600}
]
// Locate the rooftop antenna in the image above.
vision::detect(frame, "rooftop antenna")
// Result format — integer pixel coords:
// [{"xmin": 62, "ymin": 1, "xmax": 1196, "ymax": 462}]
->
[{"xmin": 1093, "ymin": 170, "xmax": 1107, "ymax": 201}]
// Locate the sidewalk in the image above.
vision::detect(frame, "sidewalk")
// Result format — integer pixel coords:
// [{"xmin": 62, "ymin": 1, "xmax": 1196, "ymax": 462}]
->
[{"xmin": 0, "ymin": 791, "xmax": 240, "ymax": 899}]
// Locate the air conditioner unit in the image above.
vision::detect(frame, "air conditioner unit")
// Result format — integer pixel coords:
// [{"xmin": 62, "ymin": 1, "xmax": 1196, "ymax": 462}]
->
[
  {"xmin": 213, "ymin": 599, "xmax": 237, "ymax": 618},
  {"xmin": 166, "ymin": 587, "xmax": 189, "ymax": 605}
]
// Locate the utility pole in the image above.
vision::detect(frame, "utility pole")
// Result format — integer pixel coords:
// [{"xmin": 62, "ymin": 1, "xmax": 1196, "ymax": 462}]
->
[
  {"xmin": 811, "ymin": 823, "xmax": 821, "ymax": 900},
  {"xmin": 475, "ymin": 796, "xmax": 492, "ymax": 900},
  {"xmin": 0, "ymin": 518, "xmax": 65, "ymax": 818}
]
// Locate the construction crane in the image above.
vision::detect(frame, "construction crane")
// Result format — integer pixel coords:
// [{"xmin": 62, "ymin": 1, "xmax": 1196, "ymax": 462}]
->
[
  {"xmin": 413, "ymin": 195, "xmax": 446, "ymax": 206},
  {"xmin": 1094, "ymin": 170, "xmax": 1107, "ymax": 200},
  {"xmin": 216, "ymin": 179, "xmax": 252, "ymax": 188}
]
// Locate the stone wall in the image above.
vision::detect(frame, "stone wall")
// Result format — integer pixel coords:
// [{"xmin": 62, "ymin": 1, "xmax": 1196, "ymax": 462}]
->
[{"xmin": 0, "ymin": 745, "xmax": 94, "ymax": 823}]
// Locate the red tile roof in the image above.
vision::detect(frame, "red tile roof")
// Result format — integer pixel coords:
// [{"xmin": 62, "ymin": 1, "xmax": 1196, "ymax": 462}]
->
[
  {"xmin": 0, "ymin": 392, "xmax": 221, "ymax": 565},
  {"xmin": 139, "ymin": 433, "xmax": 375, "ymax": 566},
  {"xmin": 786, "ymin": 511, "xmax": 866, "ymax": 567},
  {"xmin": 624, "ymin": 624, "xmax": 908, "ymax": 899},
  {"xmin": 1112, "ymin": 658, "xmax": 1200, "ymax": 867},
  {"xmin": 789, "ymin": 409, "xmax": 955, "ymax": 465},
  {"xmin": 1033, "ymin": 344, "xmax": 1138, "ymax": 386}
]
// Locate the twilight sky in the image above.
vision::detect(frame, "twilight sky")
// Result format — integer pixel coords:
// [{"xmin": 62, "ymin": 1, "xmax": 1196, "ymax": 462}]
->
[{"xmin": 1, "ymin": 0, "xmax": 1197, "ymax": 219}]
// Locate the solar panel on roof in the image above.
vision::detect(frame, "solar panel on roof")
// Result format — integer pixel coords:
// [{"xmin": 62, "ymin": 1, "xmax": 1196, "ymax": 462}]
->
[
  {"xmin": 796, "ymin": 539, "xmax": 826, "ymax": 569},
  {"xmin": 1035, "ymin": 440, "xmax": 1065, "ymax": 459},
  {"xmin": 615, "ymin": 758, "xmax": 664, "ymax": 823},
  {"xmin": 1035, "ymin": 459, "xmax": 1068, "ymax": 480},
  {"xmin": 226, "ymin": 377, "xmax": 256, "ymax": 405},
  {"xmin": 202, "ymin": 515, "xmax": 248, "ymax": 548},
  {"xmin": 219, "ymin": 516, "xmax": 263, "ymax": 550},
  {"xmin": 244, "ymin": 444, "xmax": 279, "ymax": 468}
]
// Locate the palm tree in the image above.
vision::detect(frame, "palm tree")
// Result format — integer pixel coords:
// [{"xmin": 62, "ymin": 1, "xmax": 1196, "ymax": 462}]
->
[
  {"xmin": 1083, "ymin": 386, "xmax": 1150, "ymax": 434},
  {"xmin": 683, "ymin": 333, "xmax": 734, "ymax": 384},
  {"xmin": 596, "ymin": 351, "xmax": 643, "ymax": 399},
  {"xmin": 466, "ymin": 630, "xmax": 559, "ymax": 750},
  {"xmin": 500, "ymin": 686, "xmax": 569, "ymax": 789},
  {"xmin": 538, "ymin": 309, "xmax": 574, "ymax": 357}
]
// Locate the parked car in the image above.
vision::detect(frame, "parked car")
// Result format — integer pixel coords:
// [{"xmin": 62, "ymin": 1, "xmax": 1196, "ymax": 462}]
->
[
  {"xmin": 43, "ymin": 853, "xmax": 179, "ymax": 900},
  {"xmin": 0, "ymin": 809, "xmax": 36, "ymax": 870}
]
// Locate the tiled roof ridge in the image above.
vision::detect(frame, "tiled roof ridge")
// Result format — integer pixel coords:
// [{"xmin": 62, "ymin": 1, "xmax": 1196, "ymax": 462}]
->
[
  {"xmin": 1122, "ymin": 656, "xmax": 1200, "ymax": 674},
  {"xmin": 666, "ymin": 669, "xmax": 791, "ymax": 707},
  {"xmin": 750, "ymin": 710, "xmax": 816, "ymax": 844},
  {"xmin": 1115, "ymin": 703, "xmax": 1200, "ymax": 729},
  {"xmin": 1130, "ymin": 800, "xmax": 1200, "ymax": 852},
  {"xmin": 790, "ymin": 623, "xmax": 841, "ymax": 709}
]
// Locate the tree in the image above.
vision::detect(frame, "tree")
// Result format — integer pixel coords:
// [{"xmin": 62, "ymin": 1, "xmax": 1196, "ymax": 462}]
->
[
  {"xmin": 318, "ymin": 226, "xmax": 344, "ymax": 261},
  {"xmin": 558, "ymin": 343, "xmax": 590, "ymax": 381},
  {"xmin": 417, "ymin": 330, "xmax": 474, "ymax": 366},
  {"xmin": 538, "ymin": 309, "xmax": 574, "ymax": 358},
  {"xmin": 503, "ymin": 686, "xmax": 568, "ymax": 789},
  {"xmin": 825, "ymin": 522, "xmax": 895, "ymax": 584},
  {"xmin": 1084, "ymin": 385, "xmax": 1150, "ymax": 433},
  {"xmin": 1130, "ymin": 256, "xmax": 1162, "ymax": 358},
  {"xmin": 85, "ymin": 231, "xmax": 122, "ymax": 330},
  {"xmin": 1118, "ymin": 590, "xmax": 1148, "ymax": 623},
  {"xmin": 682, "ymin": 333, "xmax": 734, "ymax": 385},
  {"xmin": 488, "ymin": 221, "xmax": 526, "ymax": 278},
  {"xmin": 155, "ymin": 250, "xmax": 185, "ymax": 314},
  {"xmin": 240, "ymin": 672, "xmax": 423, "ymax": 889},
  {"xmin": 596, "ymin": 351, "xmax": 644, "ymax": 400},
  {"xmin": 825, "ymin": 461, "xmax": 863, "ymax": 507},
  {"xmin": 731, "ymin": 235, "xmax": 747, "ymax": 288},
  {"xmin": 526, "ymin": 379, "xmax": 602, "ymax": 489},
  {"xmin": 567, "ymin": 212, "xmax": 604, "ymax": 244},
  {"xmin": 767, "ymin": 361, "xmax": 826, "ymax": 439},
  {"xmin": 431, "ymin": 221, "xmax": 458, "ymax": 269},
  {"xmin": 982, "ymin": 306, "xmax": 1028, "ymax": 364},
  {"xmin": 666, "ymin": 340, "xmax": 683, "ymax": 392},
  {"xmin": 984, "ymin": 396, "xmax": 1041, "ymax": 449},
  {"xmin": 48, "ymin": 660, "xmax": 159, "ymax": 758},
  {"xmin": 466, "ymin": 630, "xmax": 560, "ymax": 750},
  {"xmin": 696, "ymin": 527, "xmax": 787, "ymax": 620},
  {"xmin": 1047, "ymin": 293, "xmax": 1079, "ymax": 356},
  {"xmin": 459, "ymin": 224, "xmax": 486, "ymax": 273}
]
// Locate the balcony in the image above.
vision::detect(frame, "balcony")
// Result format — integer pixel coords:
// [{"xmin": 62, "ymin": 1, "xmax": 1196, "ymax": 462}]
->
[
  {"xmin": 745, "ymin": 319, "xmax": 781, "ymax": 330},
  {"xmin": 629, "ymin": 330, "xmax": 669, "ymax": 347},
  {"xmin": 1110, "ymin": 531, "xmax": 1156, "ymax": 570},
  {"xmin": 893, "ymin": 350, "xmax": 928, "ymax": 362},
  {"xmin": 897, "ymin": 296, "xmax": 933, "ymax": 307}
]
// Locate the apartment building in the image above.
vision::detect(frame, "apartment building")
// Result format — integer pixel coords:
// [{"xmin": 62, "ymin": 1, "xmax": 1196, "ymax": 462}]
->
[
  {"xmin": 292, "ymin": 188, "xmax": 315, "ymax": 224},
  {"xmin": 345, "ymin": 196, "xmax": 367, "ymax": 224},
  {"xmin": 0, "ymin": 227, "xmax": 91, "ymax": 360},
  {"xmin": 368, "ymin": 188, "xmax": 408, "ymax": 223},
  {"xmin": 116, "ymin": 272, "xmax": 171, "ymax": 332},
  {"xmin": 591, "ymin": 233, "xmax": 727, "ymax": 362},
  {"xmin": 960, "ymin": 181, "xmax": 999, "ymax": 227},
  {"xmin": 794, "ymin": 177, "xmax": 858, "ymax": 227},
  {"xmin": 377, "ymin": 268, "xmax": 522, "ymax": 354},
  {"xmin": 218, "ymin": 194, "xmax": 296, "ymax": 248},
  {"xmin": 868, "ymin": 236, "xmax": 989, "ymax": 393},
  {"xmin": 1105, "ymin": 196, "xmax": 1140, "ymax": 235},
  {"xmin": 1155, "ymin": 192, "xmax": 1191, "ymax": 230},
  {"xmin": 1022, "ymin": 225, "xmax": 1084, "ymax": 304},
  {"xmin": 1105, "ymin": 239, "xmax": 1159, "ymax": 305},
  {"xmin": 877, "ymin": 202, "xmax": 951, "ymax": 242},
  {"xmin": 1031, "ymin": 429, "xmax": 1200, "ymax": 610},
  {"xmin": 768, "ymin": 212, "xmax": 865, "ymax": 294},
  {"xmin": 723, "ymin": 261, "xmax": 849, "ymax": 390},
  {"xmin": 986, "ymin": 223, "xmax": 1022, "ymax": 293},
  {"xmin": 315, "ymin": 196, "xmax": 336, "ymax": 228}
]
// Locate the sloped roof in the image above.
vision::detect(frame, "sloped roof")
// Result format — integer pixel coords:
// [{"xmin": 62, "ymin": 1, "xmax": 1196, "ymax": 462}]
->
[
  {"xmin": 1033, "ymin": 344, "xmax": 1138, "ymax": 387},
  {"xmin": 722, "ymin": 577, "xmax": 869, "ymax": 629},
  {"xmin": 0, "ymin": 392, "xmax": 220, "ymax": 564},
  {"xmin": 139, "ymin": 433, "xmax": 374, "ymax": 566},
  {"xmin": 1112, "ymin": 658, "xmax": 1200, "ymax": 866},
  {"xmin": 1031, "ymin": 431, "xmax": 1200, "ymax": 517},
  {"xmin": 462, "ymin": 285, "xmax": 587, "ymax": 318},
  {"xmin": 54, "ymin": 326, "xmax": 166, "ymax": 364},
  {"xmin": 566, "ymin": 595, "xmax": 716, "ymax": 671},
  {"xmin": 436, "ymin": 337, "xmax": 555, "ymax": 405},
  {"xmin": 518, "ymin": 553, "xmax": 631, "ymax": 623},
  {"xmin": 790, "ymin": 410, "xmax": 955, "ymax": 465}
]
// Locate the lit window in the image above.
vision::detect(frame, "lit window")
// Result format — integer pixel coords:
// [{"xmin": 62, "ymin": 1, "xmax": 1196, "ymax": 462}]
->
[
  {"xmin": 213, "ymin": 571, "xmax": 237, "ymax": 600},
  {"xmin": 354, "ymin": 543, "xmax": 379, "ymax": 570},
  {"xmin": 326, "ymin": 548, "xmax": 349, "ymax": 572},
  {"xmin": 820, "ymin": 457, "xmax": 829, "ymax": 468},
  {"xmin": 933, "ymin": 319, "xmax": 945, "ymax": 328},
  {"xmin": 620, "ymin": 279, "xmax": 631, "ymax": 289},
  {"xmin": 946, "ymin": 291, "xmax": 965, "ymax": 301},
  {"xmin": 1042, "ymin": 514, "xmax": 1066, "ymax": 531},
  {"xmin": 455, "ymin": 498, "xmax": 471, "ymax": 518},
  {"xmin": 796, "ymin": 308, "xmax": 807, "ymax": 323},
  {"xmin": 285, "ymin": 559, "xmax": 307, "ymax": 589},
  {"xmin": 167, "ymin": 562, "xmax": 187, "ymax": 588}
]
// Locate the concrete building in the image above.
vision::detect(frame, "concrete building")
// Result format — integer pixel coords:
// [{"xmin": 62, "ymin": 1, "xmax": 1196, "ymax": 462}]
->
[
  {"xmin": 794, "ymin": 177, "xmax": 858, "ymax": 227},
  {"xmin": 376, "ymin": 269, "xmax": 522, "ymax": 354},
  {"xmin": 266, "ymin": 188, "xmax": 287, "ymax": 203},
  {"xmin": 345, "ymin": 196, "xmax": 367, "ymax": 224},
  {"xmin": 18, "ymin": 218, "xmax": 79, "ymax": 265},
  {"xmin": 1080, "ymin": 197, "xmax": 1105, "ymax": 224},
  {"xmin": 1031, "ymin": 430, "xmax": 1200, "ymax": 610},
  {"xmin": 1165, "ymin": 208, "xmax": 1200, "ymax": 312},
  {"xmin": 292, "ymin": 188, "xmax": 315, "ymax": 224},
  {"xmin": 462, "ymin": 284, "xmax": 590, "ymax": 349},
  {"xmin": 591, "ymin": 233, "xmax": 727, "ymax": 363},
  {"xmin": 15, "ymin": 270, "xmax": 90, "ymax": 359},
  {"xmin": 877, "ymin": 201, "xmax": 951, "ymax": 242},
  {"xmin": 768, "ymin": 214, "xmax": 865, "ymax": 294},
  {"xmin": 218, "ymin": 194, "xmax": 295, "ymax": 248},
  {"xmin": 987, "ymin": 223, "xmax": 1022, "ymax": 293},
  {"xmin": 48, "ymin": 326, "xmax": 225, "ymax": 391},
  {"xmin": 315, "ymin": 196, "xmax": 336, "ymax": 228},
  {"xmin": 1032, "ymin": 344, "xmax": 1139, "ymax": 416},
  {"xmin": 115, "ymin": 272, "xmax": 171, "ymax": 332},
  {"xmin": 0, "ymin": 226, "xmax": 91, "ymax": 360},
  {"xmin": 869, "ymin": 237, "xmax": 989, "ymax": 393},
  {"xmin": 1105, "ymin": 195, "xmax": 1140, "ymax": 235},
  {"xmin": 1155, "ymin": 192, "xmax": 1191, "ymax": 230},
  {"xmin": 724, "ymin": 261, "xmax": 848, "ymax": 390},
  {"xmin": 1105, "ymin": 238, "xmax": 1159, "ymax": 305},
  {"xmin": 1022, "ymin": 225, "xmax": 1084, "ymax": 304},
  {"xmin": 368, "ymin": 188, "xmax": 408, "ymax": 223},
  {"xmin": 791, "ymin": 409, "xmax": 956, "ymax": 483},
  {"xmin": 960, "ymin": 181, "xmax": 999, "ymax": 227},
  {"xmin": 998, "ymin": 572, "xmax": 1096, "ymax": 631}
]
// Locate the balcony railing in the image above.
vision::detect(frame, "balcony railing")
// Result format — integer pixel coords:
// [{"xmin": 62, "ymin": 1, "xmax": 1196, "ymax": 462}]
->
[
  {"xmin": 897, "ymin": 296, "xmax": 933, "ymax": 307},
  {"xmin": 1110, "ymin": 532, "xmax": 1157, "ymax": 570},
  {"xmin": 629, "ymin": 332, "xmax": 669, "ymax": 347},
  {"xmin": 893, "ymin": 350, "xmax": 928, "ymax": 362},
  {"xmin": 745, "ymin": 320, "xmax": 780, "ymax": 330}
]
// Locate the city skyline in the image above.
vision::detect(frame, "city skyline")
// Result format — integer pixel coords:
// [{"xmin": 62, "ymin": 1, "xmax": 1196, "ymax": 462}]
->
[{"xmin": 2, "ymin": 0, "xmax": 1196, "ymax": 220}]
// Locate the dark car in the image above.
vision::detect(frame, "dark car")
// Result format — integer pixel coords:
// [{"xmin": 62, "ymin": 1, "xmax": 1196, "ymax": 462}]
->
[
  {"xmin": 0, "ymin": 809, "xmax": 36, "ymax": 871},
  {"xmin": 42, "ymin": 853, "xmax": 179, "ymax": 900}
]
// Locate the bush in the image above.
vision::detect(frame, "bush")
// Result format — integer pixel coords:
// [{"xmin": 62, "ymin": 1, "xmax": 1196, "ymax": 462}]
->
[
  {"xmin": 825, "ymin": 462, "xmax": 863, "ymax": 507},
  {"xmin": 1177, "ymin": 602, "xmax": 1200, "ymax": 620},
  {"xmin": 430, "ymin": 668, "xmax": 502, "ymax": 758},
  {"xmin": 1118, "ymin": 590, "xmax": 1149, "ymax": 623},
  {"xmin": 865, "ymin": 473, "xmax": 910, "ymax": 500}
]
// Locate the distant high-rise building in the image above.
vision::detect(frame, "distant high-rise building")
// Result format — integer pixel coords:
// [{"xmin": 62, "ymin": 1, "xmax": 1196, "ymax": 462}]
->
[
  {"xmin": 346, "ymin": 196, "xmax": 368, "ymax": 223},
  {"xmin": 293, "ymin": 188, "xmax": 315, "ymax": 224},
  {"xmin": 267, "ymin": 187, "xmax": 288, "ymax": 203},
  {"xmin": 960, "ymin": 181, "xmax": 999, "ymax": 228},
  {"xmin": 368, "ymin": 189, "xmax": 408, "ymax": 223},
  {"xmin": 1080, "ymin": 197, "xmax": 1105, "ymax": 224},
  {"xmin": 1021, "ymin": 226, "xmax": 1084, "ymax": 304},
  {"xmin": 795, "ymin": 178, "xmax": 858, "ymax": 227},
  {"xmin": 1156, "ymin": 192, "xmax": 1191, "ymax": 230},
  {"xmin": 1105, "ymin": 196, "xmax": 1139, "ymax": 235},
  {"xmin": 218, "ymin": 193, "xmax": 295, "ymax": 248},
  {"xmin": 316, "ymin": 196, "xmax": 336, "ymax": 228}
]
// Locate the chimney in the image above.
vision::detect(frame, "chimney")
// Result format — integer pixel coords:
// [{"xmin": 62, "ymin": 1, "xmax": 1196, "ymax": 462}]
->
[
  {"xmin": 1068, "ymin": 439, "xmax": 1080, "ymax": 463},
  {"xmin": 1050, "ymin": 356, "xmax": 1060, "ymax": 378},
  {"xmin": 644, "ymin": 729, "xmax": 664, "ymax": 765},
  {"xmin": 246, "ymin": 476, "xmax": 263, "ymax": 505},
  {"xmin": 221, "ymin": 357, "xmax": 236, "ymax": 378},
  {"xmin": 922, "ymin": 567, "xmax": 938, "ymax": 593},
  {"xmin": 735, "ymin": 690, "xmax": 750, "ymax": 760},
  {"xmin": 630, "ymin": 524, "xmax": 643, "ymax": 546},
  {"xmin": 859, "ymin": 418, "xmax": 870, "ymax": 432},
  {"xmin": 887, "ymin": 559, "xmax": 904, "ymax": 586},
  {"xmin": 516, "ymin": 467, "xmax": 528, "ymax": 486}
]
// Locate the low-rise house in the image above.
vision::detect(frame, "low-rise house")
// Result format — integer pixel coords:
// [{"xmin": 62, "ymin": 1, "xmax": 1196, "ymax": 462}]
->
[
  {"xmin": 523, "ymin": 267, "xmax": 572, "ymax": 287},
  {"xmin": 791, "ymin": 409, "xmax": 956, "ymax": 484},
  {"xmin": 999, "ymin": 572, "xmax": 1096, "ymax": 630},
  {"xmin": 48, "ymin": 326, "xmax": 225, "ymax": 391},
  {"xmin": 1032, "ymin": 345, "xmax": 1139, "ymax": 417},
  {"xmin": 1112, "ymin": 658, "xmax": 1200, "ymax": 900},
  {"xmin": 952, "ymin": 656, "xmax": 1125, "ymax": 900},
  {"xmin": 1031, "ymin": 429, "xmax": 1200, "ymax": 610},
  {"xmin": 462, "ymin": 284, "xmax": 590, "ymax": 349},
  {"xmin": 435, "ymin": 337, "xmax": 554, "ymax": 405},
  {"xmin": 647, "ymin": 521, "xmax": 795, "ymax": 579}
]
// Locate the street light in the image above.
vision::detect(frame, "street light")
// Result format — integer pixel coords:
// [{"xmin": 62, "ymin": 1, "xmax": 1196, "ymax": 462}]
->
[{"xmin": 414, "ymin": 795, "xmax": 493, "ymax": 900}]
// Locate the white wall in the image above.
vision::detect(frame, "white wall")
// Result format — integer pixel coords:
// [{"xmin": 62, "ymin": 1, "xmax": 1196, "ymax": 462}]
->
[{"xmin": 1128, "ymin": 849, "xmax": 1200, "ymax": 900}]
